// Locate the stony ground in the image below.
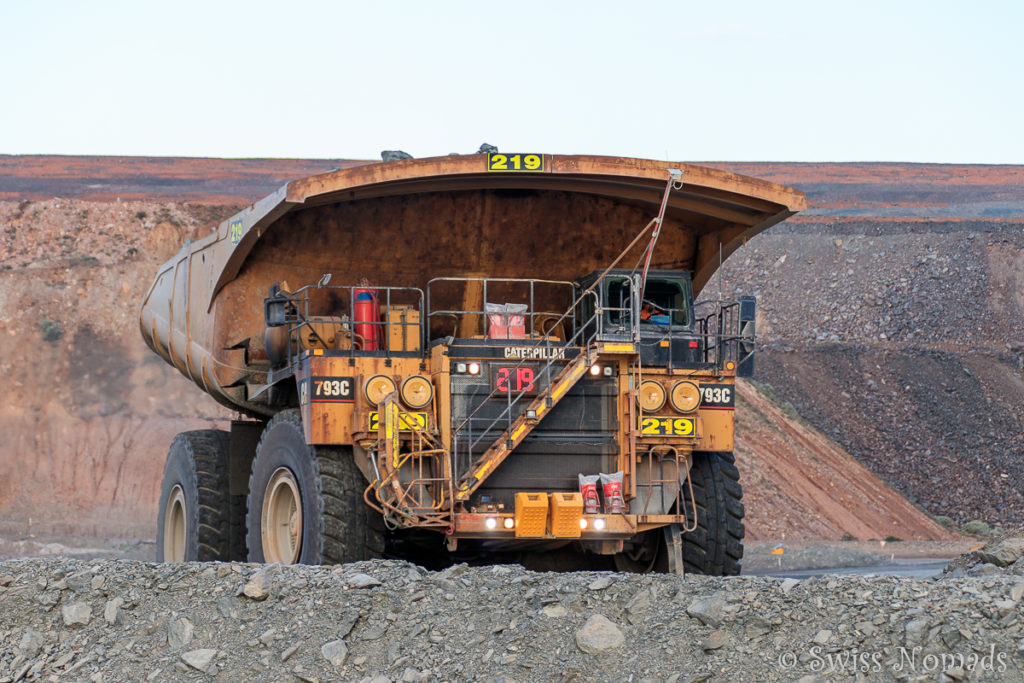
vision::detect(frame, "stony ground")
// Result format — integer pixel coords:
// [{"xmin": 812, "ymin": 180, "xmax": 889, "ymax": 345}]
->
[{"xmin": 3, "ymin": 549, "xmax": 1024, "ymax": 683}]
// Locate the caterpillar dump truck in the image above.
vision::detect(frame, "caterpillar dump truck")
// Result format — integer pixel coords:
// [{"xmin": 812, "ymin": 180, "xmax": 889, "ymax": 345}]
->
[{"xmin": 140, "ymin": 154, "xmax": 805, "ymax": 574}]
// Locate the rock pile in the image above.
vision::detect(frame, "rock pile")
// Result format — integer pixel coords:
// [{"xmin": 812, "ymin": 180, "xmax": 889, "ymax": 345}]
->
[
  {"xmin": 2, "ymin": 557, "xmax": 1024, "ymax": 681},
  {"xmin": 704, "ymin": 224, "xmax": 1024, "ymax": 525},
  {"xmin": 946, "ymin": 532, "xmax": 1024, "ymax": 578}
]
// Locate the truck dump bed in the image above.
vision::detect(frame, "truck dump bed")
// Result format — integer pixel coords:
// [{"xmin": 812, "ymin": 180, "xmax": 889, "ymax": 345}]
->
[{"xmin": 139, "ymin": 154, "xmax": 805, "ymax": 416}]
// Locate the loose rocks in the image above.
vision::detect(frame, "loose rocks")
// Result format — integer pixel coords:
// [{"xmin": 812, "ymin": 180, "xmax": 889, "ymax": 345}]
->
[
  {"xmin": 575, "ymin": 614, "xmax": 624, "ymax": 654},
  {"xmin": 977, "ymin": 537, "xmax": 1024, "ymax": 568},
  {"xmin": 321, "ymin": 639, "xmax": 348, "ymax": 667},
  {"xmin": 181, "ymin": 648, "xmax": 217, "ymax": 672},
  {"xmin": 61, "ymin": 600, "xmax": 91, "ymax": 627},
  {"xmin": 1, "ymin": 556, "xmax": 1023, "ymax": 680}
]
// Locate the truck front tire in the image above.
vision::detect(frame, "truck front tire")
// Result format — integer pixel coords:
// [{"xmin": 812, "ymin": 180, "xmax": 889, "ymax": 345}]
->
[
  {"xmin": 682, "ymin": 451, "xmax": 745, "ymax": 575},
  {"xmin": 156, "ymin": 430, "xmax": 245, "ymax": 562},
  {"xmin": 246, "ymin": 409, "xmax": 384, "ymax": 565}
]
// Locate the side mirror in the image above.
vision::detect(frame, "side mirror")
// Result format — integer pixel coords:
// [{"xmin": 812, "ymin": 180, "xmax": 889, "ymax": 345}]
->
[
  {"xmin": 737, "ymin": 295, "xmax": 756, "ymax": 378},
  {"xmin": 264, "ymin": 283, "xmax": 293, "ymax": 328},
  {"xmin": 265, "ymin": 298, "xmax": 289, "ymax": 327}
]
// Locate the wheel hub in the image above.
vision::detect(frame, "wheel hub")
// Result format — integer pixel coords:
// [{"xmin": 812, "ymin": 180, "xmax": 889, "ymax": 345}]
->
[
  {"xmin": 163, "ymin": 485, "xmax": 187, "ymax": 562},
  {"xmin": 262, "ymin": 467, "xmax": 303, "ymax": 564}
]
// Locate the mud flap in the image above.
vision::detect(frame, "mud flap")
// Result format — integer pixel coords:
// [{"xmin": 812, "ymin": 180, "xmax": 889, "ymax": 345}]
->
[{"xmin": 664, "ymin": 524, "xmax": 684, "ymax": 576}]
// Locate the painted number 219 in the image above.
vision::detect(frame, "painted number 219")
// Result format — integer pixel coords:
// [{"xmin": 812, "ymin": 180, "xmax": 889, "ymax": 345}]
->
[{"xmin": 488, "ymin": 153, "xmax": 544, "ymax": 171}]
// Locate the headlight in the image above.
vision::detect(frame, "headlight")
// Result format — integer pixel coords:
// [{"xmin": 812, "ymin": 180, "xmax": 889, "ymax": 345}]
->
[
  {"xmin": 364, "ymin": 374, "xmax": 397, "ymax": 405},
  {"xmin": 400, "ymin": 375, "xmax": 434, "ymax": 409},
  {"xmin": 670, "ymin": 380, "xmax": 701, "ymax": 413},
  {"xmin": 637, "ymin": 380, "xmax": 666, "ymax": 412}
]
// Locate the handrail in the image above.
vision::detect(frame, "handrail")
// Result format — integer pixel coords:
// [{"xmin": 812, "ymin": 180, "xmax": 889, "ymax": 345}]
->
[
  {"xmin": 269, "ymin": 283, "xmax": 426, "ymax": 365},
  {"xmin": 426, "ymin": 276, "xmax": 576, "ymax": 340}
]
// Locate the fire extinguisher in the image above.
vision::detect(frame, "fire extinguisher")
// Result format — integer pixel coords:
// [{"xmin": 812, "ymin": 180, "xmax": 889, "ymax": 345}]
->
[{"xmin": 354, "ymin": 286, "xmax": 381, "ymax": 350}]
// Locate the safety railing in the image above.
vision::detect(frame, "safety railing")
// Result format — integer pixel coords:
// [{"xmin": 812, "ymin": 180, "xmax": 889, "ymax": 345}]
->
[
  {"xmin": 264, "ymin": 281, "xmax": 426, "ymax": 367},
  {"xmin": 695, "ymin": 299, "xmax": 753, "ymax": 370},
  {"xmin": 426, "ymin": 277, "xmax": 577, "ymax": 341}
]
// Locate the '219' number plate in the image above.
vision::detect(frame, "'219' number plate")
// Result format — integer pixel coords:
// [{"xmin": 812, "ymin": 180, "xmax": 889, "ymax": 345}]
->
[
  {"xmin": 487, "ymin": 153, "xmax": 544, "ymax": 172},
  {"xmin": 639, "ymin": 417, "xmax": 696, "ymax": 436}
]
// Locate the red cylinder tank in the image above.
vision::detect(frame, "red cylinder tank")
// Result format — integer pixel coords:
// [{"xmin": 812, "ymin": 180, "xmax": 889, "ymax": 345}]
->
[{"xmin": 354, "ymin": 287, "xmax": 381, "ymax": 350}]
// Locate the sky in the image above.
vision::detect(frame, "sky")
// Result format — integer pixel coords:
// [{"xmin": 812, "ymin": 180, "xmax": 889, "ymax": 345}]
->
[{"xmin": 1, "ymin": 0, "xmax": 1022, "ymax": 163}]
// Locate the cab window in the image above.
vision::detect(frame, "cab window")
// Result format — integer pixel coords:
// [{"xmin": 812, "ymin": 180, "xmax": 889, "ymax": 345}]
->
[{"xmin": 606, "ymin": 278, "xmax": 688, "ymax": 327}]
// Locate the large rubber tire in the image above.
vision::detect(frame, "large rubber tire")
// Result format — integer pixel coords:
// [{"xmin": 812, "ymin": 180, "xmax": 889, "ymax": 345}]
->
[
  {"xmin": 681, "ymin": 451, "xmax": 745, "ymax": 575},
  {"xmin": 156, "ymin": 430, "xmax": 246, "ymax": 562},
  {"xmin": 246, "ymin": 410, "xmax": 384, "ymax": 565}
]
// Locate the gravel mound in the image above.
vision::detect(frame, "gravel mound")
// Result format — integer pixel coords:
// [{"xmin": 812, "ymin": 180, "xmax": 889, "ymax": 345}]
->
[
  {"xmin": 2, "ymin": 558, "xmax": 1024, "ymax": 681},
  {"xmin": 946, "ymin": 531, "xmax": 1024, "ymax": 578},
  {"xmin": 703, "ymin": 225, "xmax": 1024, "ymax": 525}
]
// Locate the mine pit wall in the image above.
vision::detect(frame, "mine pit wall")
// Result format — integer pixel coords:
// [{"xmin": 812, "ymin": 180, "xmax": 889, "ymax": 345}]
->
[
  {"xmin": 0, "ymin": 200, "xmax": 234, "ymax": 539},
  {"xmin": 706, "ymin": 219, "xmax": 1024, "ymax": 526}
]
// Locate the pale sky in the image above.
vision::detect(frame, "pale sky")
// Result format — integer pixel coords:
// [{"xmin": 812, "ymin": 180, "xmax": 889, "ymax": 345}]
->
[{"xmin": 2, "ymin": 0, "xmax": 1021, "ymax": 163}]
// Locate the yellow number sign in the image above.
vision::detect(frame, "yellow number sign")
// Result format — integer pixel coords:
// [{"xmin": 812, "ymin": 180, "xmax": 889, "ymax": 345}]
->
[
  {"xmin": 368, "ymin": 411, "xmax": 427, "ymax": 431},
  {"xmin": 639, "ymin": 417, "xmax": 696, "ymax": 436},
  {"xmin": 487, "ymin": 153, "xmax": 545, "ymax": 172}
]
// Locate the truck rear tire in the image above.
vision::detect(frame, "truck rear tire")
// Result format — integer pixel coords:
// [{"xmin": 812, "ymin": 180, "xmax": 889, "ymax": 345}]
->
[
  {"xmin": 246, "ymin": 409, "xmax": 384, "ymax": 565},
  {"xmin": 156, "ymin": 430, "xmax": 245, "ymax": 562},
  {"xmin": 681, "ymin": 451, "xmax": 745, "ymax": 575}
]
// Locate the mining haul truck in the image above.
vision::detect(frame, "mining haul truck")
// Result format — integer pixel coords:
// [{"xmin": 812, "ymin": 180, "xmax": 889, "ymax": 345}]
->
[{"xmin": 140, "ymin": 154, "xmax": 805, "ymax": 574}]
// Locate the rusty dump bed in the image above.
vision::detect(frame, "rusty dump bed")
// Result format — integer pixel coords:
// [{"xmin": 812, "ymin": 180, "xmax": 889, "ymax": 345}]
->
[{"xmin": 139, "ymin": 154, "xmax": 805, "ymax": 415}]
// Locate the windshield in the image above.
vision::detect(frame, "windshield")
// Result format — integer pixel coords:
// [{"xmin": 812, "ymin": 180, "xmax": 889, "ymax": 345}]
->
[{"xmin": 606, "ymin": 277, "xmax": 689, "ymax": 327}]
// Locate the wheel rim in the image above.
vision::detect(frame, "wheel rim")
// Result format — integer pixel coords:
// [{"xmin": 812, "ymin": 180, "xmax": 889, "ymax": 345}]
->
[
  {"xmin": 262, "ymin": 467, "xmax": 302, "ymax": 564},
  {"xmin": 163, "ymin": 485, "xmax": 187, "ymax": 562}
]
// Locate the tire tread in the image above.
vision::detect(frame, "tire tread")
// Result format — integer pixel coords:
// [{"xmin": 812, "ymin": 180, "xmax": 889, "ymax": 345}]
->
[
  {"xmin": 246, "ymin": 409, "xmax": 383, "ymax": 565},
  {"xmin": 682, "ymin": 451, "xmax": 745, "ymax": 575}
]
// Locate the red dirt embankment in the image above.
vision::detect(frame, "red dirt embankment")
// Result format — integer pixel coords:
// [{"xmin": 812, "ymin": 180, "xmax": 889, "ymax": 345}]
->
[{"xmin": 735, "ymin": 380, "xmax": 956, "ymax": 542}]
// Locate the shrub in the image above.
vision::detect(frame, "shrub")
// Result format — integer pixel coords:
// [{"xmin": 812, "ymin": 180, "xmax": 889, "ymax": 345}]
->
[
  {"xmin": 39, "ymin": 318, "xmax": 63, "ymax": 343},
  {"xmin": 961, "ymin": 520, "xmax": 991, "ymax": 536}
]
